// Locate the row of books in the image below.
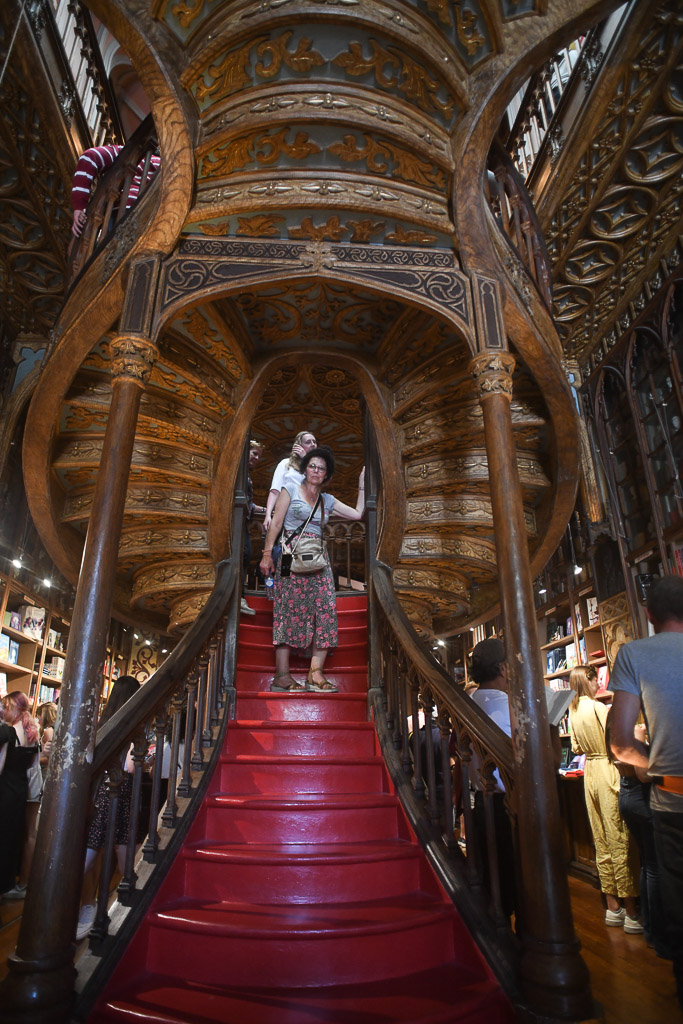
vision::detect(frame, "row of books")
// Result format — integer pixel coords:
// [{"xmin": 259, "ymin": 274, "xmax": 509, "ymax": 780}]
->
[
  {"xmin": 546, "ymin": 637, "xmax": 588, "ymax": 674},
  {"xmin": 546, "ymin": 598, "xmax": 600, "ymax": 643}
]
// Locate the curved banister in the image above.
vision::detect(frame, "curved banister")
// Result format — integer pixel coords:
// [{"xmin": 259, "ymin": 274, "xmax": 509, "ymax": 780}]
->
[
  {"xmin": 486, "ymin": 138, "xmax": 553, "ymax": 310},
  {"xmin": 94, "ymin": 556, "xmax": 238, "ymax": 773},
  {"xmin": 372, "ymin": 561, "xmax": 514, "ymax": 778},
  {"xmin": 67, "ymin": 113, "xmax": 161, "ymax": 288}
]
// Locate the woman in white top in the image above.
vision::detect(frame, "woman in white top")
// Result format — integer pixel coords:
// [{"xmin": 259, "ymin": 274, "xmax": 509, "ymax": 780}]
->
[{"xmin": 263, "ymin": 430, "xmax": 317, "ymax": 532}]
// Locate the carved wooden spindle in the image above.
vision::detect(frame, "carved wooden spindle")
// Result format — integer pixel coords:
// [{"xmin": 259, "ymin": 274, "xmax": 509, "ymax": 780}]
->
[
  {"xmin": 178, "ymin": 675, "xmax": 198, "ymax": 797},
  {"xmin": 142, "ymin": 711, "xmax": 168, "ymax": 862},
  {"xmin": 117, "ymin": 729, "xmax": 148, "ymax": 903},
  {"xmin": 161, "ymin": 693, "xmax": 185, "ymax": 827},
  {"xmin": 90, "ymin": 762, "xmax": 123, "ymax": 947},
  {"xmin": 421, "ymin": 691, "xmax": 440, "ymax": 826}
]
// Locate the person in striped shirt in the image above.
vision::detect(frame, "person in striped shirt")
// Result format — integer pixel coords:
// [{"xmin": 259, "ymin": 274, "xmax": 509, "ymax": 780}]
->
[{"xmin": 71, "ymin": 143, "xmax": 160, "ymax": 237}]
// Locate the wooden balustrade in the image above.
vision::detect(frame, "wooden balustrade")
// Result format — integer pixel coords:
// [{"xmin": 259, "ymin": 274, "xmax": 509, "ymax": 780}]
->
[
  {"xmin": 369, "ymin": 562, "xmax": 520, "ymax": 995},
  {"xmin": 486, "ymin": 139, "xmax": 553, "ymax": 309},
  {"xmin": 67, "ymin": 114, "xmax": 160, "ymax": 286}
]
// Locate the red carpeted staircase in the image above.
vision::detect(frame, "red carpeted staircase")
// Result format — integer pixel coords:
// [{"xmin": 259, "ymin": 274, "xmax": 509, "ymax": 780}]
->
[{"xmin": 90, "ymin": 594, "xmax": 513, "ymax": 1023}]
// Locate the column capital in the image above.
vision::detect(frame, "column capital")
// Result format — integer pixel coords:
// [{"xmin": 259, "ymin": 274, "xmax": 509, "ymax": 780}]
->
[
  {"xmin": 469, "ymin": 351, "xmax": 515, "ymax": 402},
  {"xmin": 109, "ymin": 334, "xmax": 158, "ymax": 388}
]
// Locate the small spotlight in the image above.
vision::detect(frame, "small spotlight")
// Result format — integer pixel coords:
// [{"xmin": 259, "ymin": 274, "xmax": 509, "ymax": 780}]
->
[
  {"xmin": 134, "ymin": 633, "xmax": 139, "ymax": 639},
  {"xmin": 573, "ymin": 563, "xmax": 583, "ymax": 576},
  {"xmin": 12, "ymin": 558, "xmax": 22, "ymax": 569},
  {"xmin": 437, "ymin": 640, "xmax": 446, "ymax": 647},
  {"xmin": 161, "ymin": 648, "xmax": 168, "ymax": 654},
  {"xmin": 43, "ymin": 578, "xmax": 52, "ymax": 588}
]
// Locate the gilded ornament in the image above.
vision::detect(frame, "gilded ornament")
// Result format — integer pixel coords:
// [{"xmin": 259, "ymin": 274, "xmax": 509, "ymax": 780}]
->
[
  {"xmin": 469, "ymin": 352, "xmax": 515, "ymax": 400},
  {"xmin": 109, "ymin": 336, "xmax": 158, "ymax": 387}
]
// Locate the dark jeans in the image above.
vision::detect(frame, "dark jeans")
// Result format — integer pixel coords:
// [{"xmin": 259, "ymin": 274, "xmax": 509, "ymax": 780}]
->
[
  {"xmin": 651, "ymin": 807, "xmax": 683, "ymax": 1008},
  {"xmin": 619, "ymin": 777, "xmax": 670, "ymax": 956}
]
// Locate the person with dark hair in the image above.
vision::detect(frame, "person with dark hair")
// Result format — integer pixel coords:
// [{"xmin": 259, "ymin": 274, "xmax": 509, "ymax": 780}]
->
[
  {"xmin": 76, "ymin": 675, "xmax": 141, "ymax": 940},
  {"xmin": 610, "ymin": 574, "xmax": 683, "ymax": 1007},
  {"xmin": 241, "ymin": 439, "xmax": 265, "ymax": 616},
  {"xmin": 259, "ymin": 446, "xmax": 364, "ymax": 692},
  {"xmin": 466, "ymin": 638, "xmax": 517, "ymax": 919},
  {"xmin": 568, "ymin": 665, "xmax": 640, "ymax": 931}
]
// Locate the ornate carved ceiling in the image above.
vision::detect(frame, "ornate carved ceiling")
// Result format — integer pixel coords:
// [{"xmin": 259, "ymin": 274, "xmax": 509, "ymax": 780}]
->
[
  {"xmin": 15, "ymin": 0, "xmax": 645, "ymax": 637},
  {"xmin": 540, "ymin": 2, "xmax": 683, "ymax": 375}
]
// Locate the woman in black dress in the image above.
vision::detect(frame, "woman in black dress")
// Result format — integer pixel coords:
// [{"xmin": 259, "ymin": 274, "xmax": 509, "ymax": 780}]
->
[{"xmin": 0, "ymin": 692, "xmax": 40, "ymax": 895}]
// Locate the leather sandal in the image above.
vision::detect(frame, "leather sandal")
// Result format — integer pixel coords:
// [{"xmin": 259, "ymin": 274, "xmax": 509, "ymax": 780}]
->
[
  {"xmin": 271, "ymin": 673, "xmax": 305, "ymax": 692},
  {"xmin": 306, "ymin": 667, "xmax": 338, "ymax": 693}
]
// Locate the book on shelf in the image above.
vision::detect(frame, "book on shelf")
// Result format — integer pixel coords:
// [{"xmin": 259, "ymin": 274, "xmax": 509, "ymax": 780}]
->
[
  {"xmin": 565, "ymin": 642, "xmax": 577, "ymax": 670},
  {"xmin": 574, "ymin": 604, "xmax": 582, "ymax": 632},
  {"xmin": 596, "ymin": 664, "xmax": 609, "ymax": 691},
  {"xmin": 586, "ymin": 596, "xmax": 599, "ymax": 626},
  {"xmin": 578, "ymin": 636, "xmax": 587, "ymax": 664},
  {"xmin": 0, "ymin": 634, "xmax": 10, "ymax": 661},
  {"xmin": 0, "ymin": 672, "xmax": 6, "ymax": 697},
  {"xmin": 565, "ymin": 616, "xmax": 573, "ymax": 637}
]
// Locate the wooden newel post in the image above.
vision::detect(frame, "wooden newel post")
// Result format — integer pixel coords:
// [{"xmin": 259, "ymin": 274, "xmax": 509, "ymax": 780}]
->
[
  {"xmin": 2, "ymin": 332, "xmax": 158, "ymax": 1022},
  {"xmin": 470, "ymin": 351, "xmax": 593, "ymax": 1020}
]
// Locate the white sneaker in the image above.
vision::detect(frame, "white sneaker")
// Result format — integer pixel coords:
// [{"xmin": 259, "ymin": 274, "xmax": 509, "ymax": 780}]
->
[
  {"xmin": 2, "ymin": 883, "xmax": 27, "ymax": 900},
  {"xmin": 624, "ymin": 915, "xmax": 644, "ymax": 934},
  {"xmin": 605, "ymin": 907, "xmax": 626, "ymax": 927},
  {"xmin": 240, "ymin": 598, "xmax": 256, "ymax": 616},
  {"xmin": 76, "ymin": 903, "xmax": 96, "ymax": 941}
]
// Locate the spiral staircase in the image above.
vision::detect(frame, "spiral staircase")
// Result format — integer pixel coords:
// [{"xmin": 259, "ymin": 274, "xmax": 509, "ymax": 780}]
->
[{"xmin": 6, "ymin": 0, "xmax": 675, "ymax": 1021}]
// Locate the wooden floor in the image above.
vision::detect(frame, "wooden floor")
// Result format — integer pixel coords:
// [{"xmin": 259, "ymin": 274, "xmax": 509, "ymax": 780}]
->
[{"xmin": 1, "ymin": 877, "xmax": 681, "ymax": 1022}]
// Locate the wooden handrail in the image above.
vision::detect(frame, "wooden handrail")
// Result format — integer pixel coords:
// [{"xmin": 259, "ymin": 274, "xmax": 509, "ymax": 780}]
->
[
  {"xmin": 67, "ymin": 114, "xmax": 161, "ymax": 287},
  {"xmin": 368, "ymin": 560, "xmax": 520, "ymax": 999},
  {"xmin": 94, "ymin": 556, "xmax": 237, "ymax": 773},
  {"xmin": 373, "ymin": 561, "xmax": 514, "ymax": 775},
  {"xmin": 486, "ymin": 139, "xmax": 553, "ymax": 309}
]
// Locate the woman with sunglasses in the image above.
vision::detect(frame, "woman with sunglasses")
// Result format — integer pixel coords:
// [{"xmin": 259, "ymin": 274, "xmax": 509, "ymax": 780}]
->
[{"xmin": 259, "ymin": 446, "xmax": 364, "ymax": 692}]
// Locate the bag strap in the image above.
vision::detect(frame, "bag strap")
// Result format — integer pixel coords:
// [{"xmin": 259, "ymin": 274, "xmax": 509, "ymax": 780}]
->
[{"xmin": 284, "ymin": 495, "xmax": 322, "ymax": 552}]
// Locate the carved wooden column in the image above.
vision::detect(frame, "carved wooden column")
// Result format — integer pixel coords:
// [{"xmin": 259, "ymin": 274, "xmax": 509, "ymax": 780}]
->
[
  {"xmin": 470, "ymin": 350, "xmax": 593, "ymax": 1020},
  {"xmin": 2, "ymin": 331, "xmax": 158, "ymax": 1022}
]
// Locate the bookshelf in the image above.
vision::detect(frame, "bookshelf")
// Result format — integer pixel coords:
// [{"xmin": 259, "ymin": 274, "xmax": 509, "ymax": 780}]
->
[{"xmin": 0, "ymin": 567, "xmax": 128, "ymax": 714}]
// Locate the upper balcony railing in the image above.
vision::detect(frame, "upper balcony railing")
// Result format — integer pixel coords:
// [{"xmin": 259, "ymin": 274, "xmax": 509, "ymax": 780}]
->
[
  {"xmin": 66, "ymin": 114, "xmax": 160, "ymax": 285},
  {"xmin": 504, "ymin": 4, "xmax": 630, "ymax": 193},
  {"xmin": 26, "ymin": 0, "xmax": 124, "ymax": 153}
]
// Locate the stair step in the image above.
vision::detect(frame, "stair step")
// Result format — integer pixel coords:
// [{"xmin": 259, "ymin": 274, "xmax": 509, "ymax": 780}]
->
[
  {"xmin": 144, "ymin": 894, "xmax": 457, "ymax": 986},
  {"xmin": 204, "ymin": 791, "xmax": 403, "ymax": 843},
  {"xmin": 88, "ymin": 591, "xmax": 512, "ymax": 1024},
  {"xmin": 181, "ymin": 839, "xmax": 423, "ymax": 903},
  {"xmin": 239, "ymin": 622, "xmax": 368, "ymax": 648},
  {"xmin": 218, "ymin": 755, "xmax": 387, "ymax": 794},
  {"xmin": 235, "ymin": 692, "xmax": 368, "ymax": 721},
  {"xmin": 227, "ymin": 721, "xmax": 377, "ymax": 757},
  {"xmin": 100, "ymin": 960, "xmax": 511, "ymax": 1024},
  {"xmin": 235, "ymin": 668, "xmax": 368, "ymax": 693},
  {"xmin": 237, "ymin": 640, "xmax": 368, "ymax": 669}
]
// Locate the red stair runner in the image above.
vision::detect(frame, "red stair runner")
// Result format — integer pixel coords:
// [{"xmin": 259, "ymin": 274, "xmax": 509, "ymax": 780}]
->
[{"xmin": 89, "ymin": 594, "xmax": 513, "ymax": 1023}]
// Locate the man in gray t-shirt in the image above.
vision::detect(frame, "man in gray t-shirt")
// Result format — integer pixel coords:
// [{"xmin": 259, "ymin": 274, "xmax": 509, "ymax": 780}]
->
[{"xmin": 610, "ymin": 575, "xmax": 683, "ymax": 1008}]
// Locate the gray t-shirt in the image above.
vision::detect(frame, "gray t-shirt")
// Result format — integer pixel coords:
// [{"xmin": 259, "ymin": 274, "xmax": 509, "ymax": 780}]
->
[
  {"xmin": 282, "ymin": 481, "xmax": 335, "ymax": 538},
  {"xmin": 610, "ymin": 631, "xmax": 683, "ymax": 812}
]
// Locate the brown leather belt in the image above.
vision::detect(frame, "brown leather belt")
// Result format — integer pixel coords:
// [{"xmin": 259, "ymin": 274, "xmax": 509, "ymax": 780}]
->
[{"xmin": 656, "ymin": 776, "xmax": 683, "ymax": 796}]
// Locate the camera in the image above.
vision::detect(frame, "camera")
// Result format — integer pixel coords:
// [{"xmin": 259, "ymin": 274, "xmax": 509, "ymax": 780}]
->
[{"xmin": 280, "ymin": 553, "xmax": 292, "ymax": 577}]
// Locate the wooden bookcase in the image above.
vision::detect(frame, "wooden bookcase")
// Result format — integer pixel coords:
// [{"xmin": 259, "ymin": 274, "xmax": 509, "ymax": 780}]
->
[{"xmin": 0, "ymin": 567, "xmax": 128, "ymax": 714}]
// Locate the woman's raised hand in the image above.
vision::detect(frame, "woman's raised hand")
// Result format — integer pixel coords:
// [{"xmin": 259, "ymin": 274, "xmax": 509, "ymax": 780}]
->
[{"xmin": 359, "ymin": 466, "xmax": 365, "ymax": 488}]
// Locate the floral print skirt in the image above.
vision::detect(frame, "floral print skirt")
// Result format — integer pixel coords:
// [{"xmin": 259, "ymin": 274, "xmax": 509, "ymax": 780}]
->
[{"xmin": 273, "ymin": 536, "xmax": 338, "ymax": 650}]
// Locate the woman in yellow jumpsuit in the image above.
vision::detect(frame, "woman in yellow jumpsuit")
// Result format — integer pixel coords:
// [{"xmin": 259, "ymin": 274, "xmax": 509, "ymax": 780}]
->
[{"xmin": 569, "ymin": 665, "xmax": 641, "ymax": 931}]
